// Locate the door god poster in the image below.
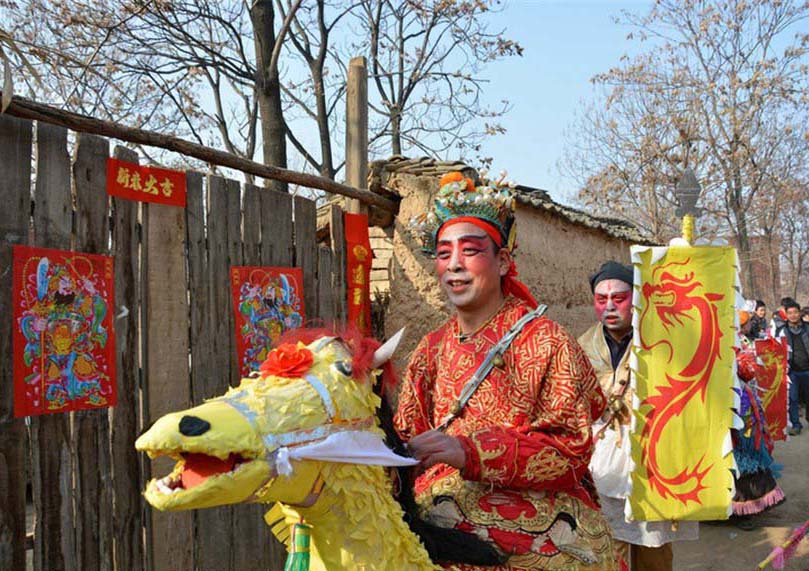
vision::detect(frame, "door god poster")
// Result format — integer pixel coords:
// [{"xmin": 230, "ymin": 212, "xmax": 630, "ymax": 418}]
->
[
  {"xmin": 230, "ymin": 267, "xmax": 305, "ymax": 378},
  {"xmin": 13, "ymin": 245, "xmax": 116, "ymax": 417}
]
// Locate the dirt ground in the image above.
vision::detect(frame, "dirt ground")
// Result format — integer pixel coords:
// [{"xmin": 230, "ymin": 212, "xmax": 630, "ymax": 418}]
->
[{"xmin": 673, "ymin": 429, "xmax": 809, "ymax": 570}]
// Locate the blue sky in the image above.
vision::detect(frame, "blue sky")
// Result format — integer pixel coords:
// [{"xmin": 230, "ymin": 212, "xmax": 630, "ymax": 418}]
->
[
  {"xmin": 475, "ymin": 1, "xmax": 651, "ymax": 201},
  {"xmin": 276, "ymin": 1, "xmax": 653, "ymax": 202}
]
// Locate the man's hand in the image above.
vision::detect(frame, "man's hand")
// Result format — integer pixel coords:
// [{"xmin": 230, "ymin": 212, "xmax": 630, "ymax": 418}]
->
[{"xmin": 407, "ymin": 430, "xmax": 467, "ymax": 470}]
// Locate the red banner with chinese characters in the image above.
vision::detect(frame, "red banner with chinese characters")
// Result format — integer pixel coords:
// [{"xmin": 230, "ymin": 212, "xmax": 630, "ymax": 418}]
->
[
  {"xmin": 106, "ymin": 158, "xmax": 186, "ymax": 207},
  {"xmin": 345, "ymin": 213, "xmax": 371, "ymax": 335},
  {"xmin": 754, "ymin": 337, "xmax": 789, "ymax": 441},
  {"xmin": 12, "ymin": 245, "xmax": 116, "ymax": 417},
  {"xmin": 230, "ymin": 266, "xmax": 305, "ymax": 378}
]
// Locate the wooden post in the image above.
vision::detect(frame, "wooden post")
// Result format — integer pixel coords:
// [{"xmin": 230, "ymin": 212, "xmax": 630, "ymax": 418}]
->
[
  {"xmin": 31, "ymin": 122, "xmax": 76, "ymax": 571},
  {"xmin": 0, "ymin": 115, "xmax": 33, "ymax": 571},
  {"xmin": 345, "ymin": 57, "xmax": 368, "ymax": 215},
  {"xmin": 193, "ymin": 174, "xmax": 235, "ymax": 571},
  {"xmin": 141, "ymin": 187, "xmax": 193, "ymax": 571},
  {"xmin": 329, "ymin": 205, "xmax": 347, "ymax": 325},
  {"xmin": 72, "ymin": 133, "xmax": 113, "ymax": 571},
  {"xmin": 109, "ymin": 146, "xmax": 145, "ymax": 571}
]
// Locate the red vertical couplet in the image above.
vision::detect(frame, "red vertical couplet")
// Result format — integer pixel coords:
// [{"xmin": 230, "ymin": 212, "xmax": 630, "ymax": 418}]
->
[
  {"xmin": 106, "ymin": 157, "xmax": 187, "ymax": 207},
  {"xmin": 344, "ymin": 213, "xmax": 372, "ymax": 335}
]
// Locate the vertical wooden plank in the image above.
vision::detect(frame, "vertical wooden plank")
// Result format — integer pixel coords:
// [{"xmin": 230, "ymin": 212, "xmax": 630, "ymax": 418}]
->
[
  {"xmin": 232, "ymin": 183, "xmax": 285, "ymax": 571},
  {"xmin": 72, "ymin": 133, "xmax": 113, "ymax": 571},
  {"xmin": 186, "ymin": 171, "xmax": 209, "ymax": 405},
  {"xmin": 186, "ymin": 171, "xmax": 221, "ymax": 571},
  {"xmin": 194, "ymin": 174, "xmax": 233, "ymax": 571},
  {"xmin": 225, "ymin": 179, "xmax": 248, "ymax": 568},
  {"xmin": 293, "ymin": 195, "xmax": 317, "ymax": 322},
  {"xmin": 242, "ymin": 184, "xmax": 261, "ymax": 266},
  {"xmin": 185, "ymin": 171, "xmax": 225, "ymax": 571},
  {"xmin": 109, "ymin": 146, "xmax": 144, "ymax": 571},
  {"xmin": 317, "ymin": 246, "xmax": 335, "ymax": 323},
  {"xmin": 329, "ymin": 205, "xmax": 347, "ymax": 326},
  {"xmin": 0, "ymin": 115, "xmax": 32, "ymax": 571},
  {"xmin": 225, "ymin": 179, "xmax": 242, "ymax": 389},
  {"xmin": 141, "ymin": 193, "xmax": 192, "ymax": 571},
  {"xmin": 30, "ymin": 122, "xmax": 76, "ymax": 571},
  {"xmin": 203, "ymin": 175, "xmax": 234, "ymax": 403},
  {"xmin": 259, "ymin": 188, "xmax": 293, "ymax": 267}
]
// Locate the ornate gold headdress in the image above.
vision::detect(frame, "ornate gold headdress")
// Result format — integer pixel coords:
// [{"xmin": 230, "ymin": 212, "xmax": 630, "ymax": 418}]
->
[{"xmin": 409, "ymin": 170, "xmax": 517, "ymax": 255}]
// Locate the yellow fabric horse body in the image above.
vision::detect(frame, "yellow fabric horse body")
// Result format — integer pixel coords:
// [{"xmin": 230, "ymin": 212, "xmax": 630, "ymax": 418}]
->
[{"xmin": 136, "ymin": 335, "xmax": 436, "ymax": 571}]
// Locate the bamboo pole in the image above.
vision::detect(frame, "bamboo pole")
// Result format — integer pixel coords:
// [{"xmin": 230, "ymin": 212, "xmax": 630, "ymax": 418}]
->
[{"xmin": 0, "ymin": 93, "xmax": 398, "ymax": 213}]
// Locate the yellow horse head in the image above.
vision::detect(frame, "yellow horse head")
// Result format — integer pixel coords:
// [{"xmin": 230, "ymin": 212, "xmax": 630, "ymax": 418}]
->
[{"xmin": 135, "ymin": 329, "xmax": 404, "ymax": 512}]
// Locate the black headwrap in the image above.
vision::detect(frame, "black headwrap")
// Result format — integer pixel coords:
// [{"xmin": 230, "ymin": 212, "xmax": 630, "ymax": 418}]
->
[{"xmin": 589, "ymin": 261, "xmax": 633, "ymax": 293}]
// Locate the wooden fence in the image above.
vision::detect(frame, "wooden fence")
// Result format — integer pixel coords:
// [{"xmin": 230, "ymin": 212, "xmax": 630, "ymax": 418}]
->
[{"xmin": 0, "ymin": 114, "xmax": 347, "ymax": 571}]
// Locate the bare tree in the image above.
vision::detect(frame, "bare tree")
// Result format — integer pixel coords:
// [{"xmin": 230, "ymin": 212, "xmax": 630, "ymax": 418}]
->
[
  {"xmin": 4, "ymin": 0, "xmax": 521, "ymax": 186},
  {"xmin": 358, "ymin": 0, "xmax": 521, "ymax": 158},
  {"xmin": 563, "ymin": 0, "xmax": 809, "ymax": 294},
  {"xmin": 561, "ymin": 90, "xmax": 707, "ymax": 243},
  {"xmin": 779, "ymin": 182, "xmax": 809, "ymax": 299},
  {"xmin": 275, "ymin": 0, "xmax": 355, "ymax": 179},
  {"xmin": 4, "ymin": 0, "xmax": 300, "ymax": 189}
]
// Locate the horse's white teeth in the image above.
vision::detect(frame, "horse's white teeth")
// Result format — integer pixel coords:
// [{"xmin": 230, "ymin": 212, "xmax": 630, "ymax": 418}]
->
[{"xmin": 155, "ymin": 474, "xmax": 184, "ymax": 494}]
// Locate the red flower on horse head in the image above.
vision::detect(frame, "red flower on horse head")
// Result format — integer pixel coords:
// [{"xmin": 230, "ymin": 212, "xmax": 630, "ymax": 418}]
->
[{"xmin": 260, "ymin": 343, "xmax": 314, "ymax": 378}]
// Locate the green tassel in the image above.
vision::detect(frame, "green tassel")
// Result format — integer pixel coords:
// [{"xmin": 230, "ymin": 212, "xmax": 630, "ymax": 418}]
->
[{"xmin": 283, "ymin": 523, "xmax": 312, "ymax": 571}]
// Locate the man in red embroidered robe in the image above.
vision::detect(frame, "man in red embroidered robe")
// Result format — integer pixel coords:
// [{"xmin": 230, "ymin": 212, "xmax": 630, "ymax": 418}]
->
[{"xmin": 397, "ymin": 172, "xmax": 618, "ymax": 570}]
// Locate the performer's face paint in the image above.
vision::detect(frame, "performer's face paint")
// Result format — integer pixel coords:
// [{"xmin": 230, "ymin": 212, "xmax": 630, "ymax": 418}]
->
[
  {"xmin": 594, "ymin": 279, "xmax": 632, "ymax": 338},
  {"xmin": 435, "ymin": 222, "xmax": 507, "ymax": 311}
]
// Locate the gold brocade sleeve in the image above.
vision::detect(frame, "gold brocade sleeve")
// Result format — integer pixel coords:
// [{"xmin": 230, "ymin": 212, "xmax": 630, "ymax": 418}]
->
[
  {"xmin": 394, "ymin": 334, "xmax": 436, "ymax": 442},
  {"xmin": 460, "ymin": 323, "xmax": 606, "ymax": 490}
]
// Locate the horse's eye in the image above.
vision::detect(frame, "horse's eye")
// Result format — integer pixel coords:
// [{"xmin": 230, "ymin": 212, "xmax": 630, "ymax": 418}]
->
[{"xmin": 335, "ymin": 361, "xmax": 352, "ymax": 377}]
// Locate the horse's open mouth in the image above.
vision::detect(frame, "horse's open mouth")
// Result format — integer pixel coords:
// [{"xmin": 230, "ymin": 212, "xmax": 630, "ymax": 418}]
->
[
  {"xmin": 153, "ymin": 452, "xmax": 253, "ymax": 495},
  {"xmin": 142, "ymin": 448, "xmax": 270, "ymax": 510},
  {"xmin": 135, "ymin": 401, "xmax": 271, "ymax": 510}
]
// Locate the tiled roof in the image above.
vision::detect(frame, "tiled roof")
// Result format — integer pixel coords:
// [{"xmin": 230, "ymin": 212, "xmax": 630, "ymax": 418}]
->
[{"xmin": 370, "ymin": 156, "xmax": 645, "ymax": 242}]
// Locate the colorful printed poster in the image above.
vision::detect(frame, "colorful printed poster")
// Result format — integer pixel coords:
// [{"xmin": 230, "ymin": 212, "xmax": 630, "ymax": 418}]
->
[
  {"xmin": 754, "ymin": 338, "xmax": 789, "ymax": 441},
  {"xmin": 345, "ymin": 213, "xmax": 371, "ymax": 335},
  {"xmin": 106, "ymin": 157, "xmax": 186, "ymax": 207},
  {"xmin": 628, "ymin": 245, "xmax": 738, "ymax": 521},
  {"xmin": 12, "ymin": 245, "xmax": 116, "ymax": 417},
  {"xmin": 230, "ymin": 267, "xmax": 305, "ymax": 378}
]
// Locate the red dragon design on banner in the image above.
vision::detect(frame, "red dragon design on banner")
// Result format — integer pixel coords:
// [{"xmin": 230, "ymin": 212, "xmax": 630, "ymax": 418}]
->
[{"xmin": 630, "ymin": 246, "xmax": 736, "ymax": 521}]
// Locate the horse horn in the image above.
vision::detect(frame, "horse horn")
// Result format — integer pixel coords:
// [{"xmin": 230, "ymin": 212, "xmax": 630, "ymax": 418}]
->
[{"xmin": 371, "ymin": 328, "xmax": 405, "ymax": 369}]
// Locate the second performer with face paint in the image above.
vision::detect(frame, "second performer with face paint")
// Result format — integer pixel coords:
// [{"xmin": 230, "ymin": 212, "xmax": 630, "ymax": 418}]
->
[{"xmin": 578, "ymin": 261, "xmax": 698, "ymax": 571}]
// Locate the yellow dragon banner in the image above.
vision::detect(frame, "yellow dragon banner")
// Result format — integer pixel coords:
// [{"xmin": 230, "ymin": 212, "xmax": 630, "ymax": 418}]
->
[{"xmin": 627, "ymin": 245, "xmax": 738, "ymax": 521}]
